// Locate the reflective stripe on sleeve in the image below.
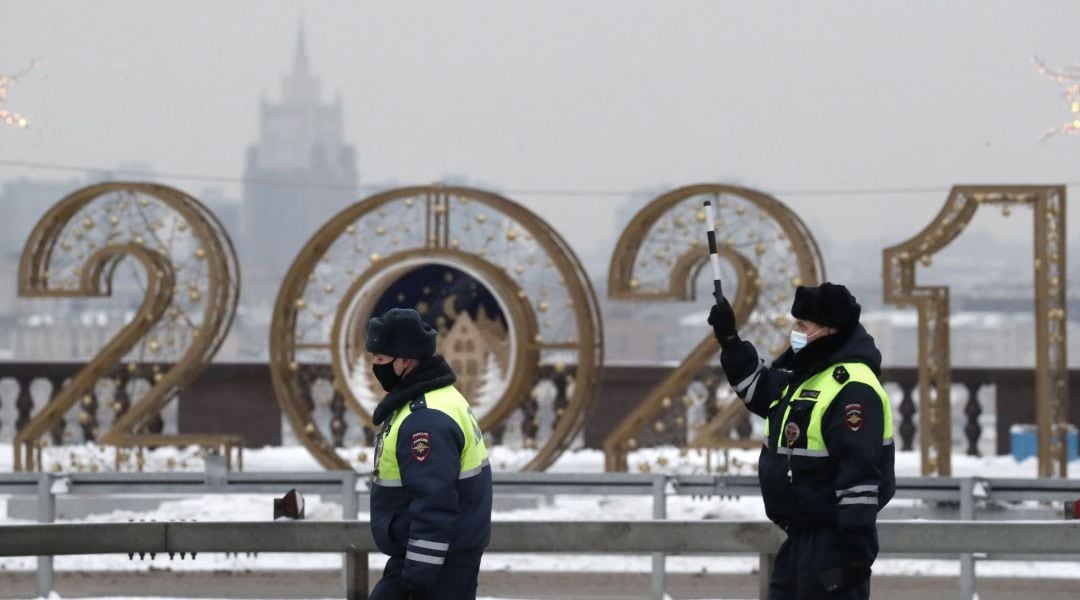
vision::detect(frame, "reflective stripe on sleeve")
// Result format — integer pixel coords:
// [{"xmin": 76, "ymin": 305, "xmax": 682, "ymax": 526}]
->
[
  {"xmin": 836, "ymin": 484, "xmax": 879, "ymax": 497},
  {"xmin": 409, "ymin": 539, "xmax": 450, "ymax": 552},
  {"xmin": 373, "ymin": 478, "xmax": 403, "ymax": 487},
  {"xmin": 459, "ymin": 458, "xmax": 490, "ymax": 480},
  {"xmin": 838, "ymin": 496, "xmax": 878, "ymax": 506},
  {"xmin": 734, "ymin": 363, "xmax": 762, "ymax": 395},
  {"xmin": 406, "ymin": 550, "xmax": 446, "ymax": 565}
]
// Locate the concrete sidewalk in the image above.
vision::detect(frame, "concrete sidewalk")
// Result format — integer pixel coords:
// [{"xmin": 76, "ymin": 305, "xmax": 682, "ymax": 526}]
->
[{"xmin": 0, "ymin": 569, "xmax": 1076, "ymax": 600}]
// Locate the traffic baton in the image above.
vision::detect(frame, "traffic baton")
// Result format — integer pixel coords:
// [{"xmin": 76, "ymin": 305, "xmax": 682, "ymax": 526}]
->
[{"xmin": 703, "ymin": 200, "xmax": 725, "ymax": 304}]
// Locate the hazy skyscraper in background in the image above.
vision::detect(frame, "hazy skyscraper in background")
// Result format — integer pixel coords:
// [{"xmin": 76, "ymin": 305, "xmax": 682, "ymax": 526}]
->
[{"xmin": 241, "ymin": 22, "xmax": 358, "ymax": 301}]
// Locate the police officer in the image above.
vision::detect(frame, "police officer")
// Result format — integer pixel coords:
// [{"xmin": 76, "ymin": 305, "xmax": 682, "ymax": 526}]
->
[
  {"xmin": 709, "ymin": 282, "xmax": 895, "ymax": 600},
  {"xmin": 366, "ymin": 308, "xmax": 493, "ymax": 600}
]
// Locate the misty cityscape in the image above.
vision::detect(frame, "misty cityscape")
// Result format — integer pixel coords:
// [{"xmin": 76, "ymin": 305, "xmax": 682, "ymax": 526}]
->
[
  {"xmin": 1, "ymin": 6, "xmax": 1079, "ymax": 600},
  {"xmin": 2, "ymin": 16, "xmax": 1079, "ymax": 369}
]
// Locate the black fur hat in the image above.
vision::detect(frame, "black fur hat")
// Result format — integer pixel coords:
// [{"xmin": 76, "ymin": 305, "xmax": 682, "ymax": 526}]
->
[
  {"xmin": 790, "ymin": 282, "xmax": 861, "ymax": 333},
  {"xmin": 365, "ymin": 308, "xmax": 438, "ymax": 358}
]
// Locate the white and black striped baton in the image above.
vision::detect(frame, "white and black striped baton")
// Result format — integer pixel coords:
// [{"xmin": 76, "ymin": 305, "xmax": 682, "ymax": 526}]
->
[{"xmin": 703, "ymin": 200, "xmax": 725, "ymax": 304}]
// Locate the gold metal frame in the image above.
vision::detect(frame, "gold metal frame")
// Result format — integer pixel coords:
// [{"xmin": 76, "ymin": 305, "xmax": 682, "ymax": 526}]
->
[
  {"xmin": 329, "ymin": 249, "xmax": 541, "ymax": 432},
  {"xmin": 15, "ymin": 182, "xmax": 241, "ymax": 471},
  {"xmin": 604, "ymin": 184, "xmax": 824, "ymax": 471},
  {"xmin": 269, "ymin": 186, "xmax": 603, "ymax": 471},
  {"xmin": 883, "ymin": 185, "xmax": 1068, "ymax": 477}
]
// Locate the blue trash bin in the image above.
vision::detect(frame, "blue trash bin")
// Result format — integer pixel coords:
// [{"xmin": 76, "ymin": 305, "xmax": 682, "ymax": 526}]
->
[{"xmin": 1010, "ymin": 424, "xmax": 1078, "ymax": 462}]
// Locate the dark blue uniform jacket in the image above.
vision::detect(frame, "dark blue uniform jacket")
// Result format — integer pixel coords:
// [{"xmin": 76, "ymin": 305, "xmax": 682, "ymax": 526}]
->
[
  {"xmin": 369, "ymin": 356, "xmax": 493, "ymax": 588},
  {"xmin": 721, "ymin": 324, "xmax": 896, "ymax": 568}
]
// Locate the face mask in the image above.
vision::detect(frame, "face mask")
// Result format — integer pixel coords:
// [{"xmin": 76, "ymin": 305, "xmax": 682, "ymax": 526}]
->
[
  {"xmin": 790, "ymin": 328, "xmax": 822, "ymax": 353},
  {"xmin": 372, "ymin": 361, "xmax": 401, "ymax": 392}
]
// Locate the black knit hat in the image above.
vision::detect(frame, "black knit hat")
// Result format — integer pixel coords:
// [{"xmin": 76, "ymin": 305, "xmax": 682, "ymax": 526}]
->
[
  {"xmin": 365, "ymin": 308, "xmax": 438, "ymax": 359},
  {"xmin": 790, "ymin": 282, "xmax": 861, "ymax": 334}
]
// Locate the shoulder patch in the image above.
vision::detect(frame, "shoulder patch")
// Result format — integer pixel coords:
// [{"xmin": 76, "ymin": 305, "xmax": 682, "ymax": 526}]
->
[
  {"xmin": 844, "ymin": 403, "xmax": 864, "ymax": 432},
  {"xmin": 832, "ymin": 365, "xmax": 849, "ymax": 384},
  {"xmin": 410, "ymin": 432, "xmax": 431, "ymax": 461}
]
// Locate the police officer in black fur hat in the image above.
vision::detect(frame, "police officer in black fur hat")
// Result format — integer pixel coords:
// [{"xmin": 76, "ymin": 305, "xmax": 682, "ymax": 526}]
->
[
  {"xmin": 709, "ymin": 282, "xmax": 895, "ymax": 600},
  {"xmin": 366, "ymin": 308, "xmax": 492, "ymax": 600}
]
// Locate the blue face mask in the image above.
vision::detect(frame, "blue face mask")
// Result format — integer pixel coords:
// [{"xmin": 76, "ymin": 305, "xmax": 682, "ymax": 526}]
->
[{"xmin": 790, "ymin": 327, "xmax": 822, "ymax": 353}]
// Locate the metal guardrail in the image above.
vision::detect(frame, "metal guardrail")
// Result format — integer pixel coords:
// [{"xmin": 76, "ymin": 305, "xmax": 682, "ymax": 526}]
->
[
  {"xmin": 1, "ymin": 520, "xmax": 1079, "ymax": 600},
  {"xmin": 494, "ymin": 472, "xmax": 1080, "ymax": 501},
  {"xmin": 3, "ymin": 468, "xmax": 1079, "ymax": 599},
  {"xmin": 0, "ymin": 464, "xmax": 363, "ymax": 600},
  {"xmin": 5, "ymin": 469, "xmax": 1080, "ymax": 502}
]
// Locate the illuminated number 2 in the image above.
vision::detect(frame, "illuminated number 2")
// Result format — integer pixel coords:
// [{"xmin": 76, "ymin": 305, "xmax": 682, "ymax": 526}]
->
[
  {"xmin": 15, "ymin": 183, "xmax": 241, "ymax": 471},
  {"xmin": 603, "ymin": 184, "xmax": 824, "ymax": 471}
]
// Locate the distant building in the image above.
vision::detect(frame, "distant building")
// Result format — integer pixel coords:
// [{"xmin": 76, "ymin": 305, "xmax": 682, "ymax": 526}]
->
[
  {"xmin": 0, "ymin": 177, "xmax": 84, "ymax": 261},
  {"xmin": 198, "ymin": 188, "xmax": 241, "ymax": 242},
  {"xmin": 241, "ymin": 22, "xmax": 358, "ymax": 295},
  {"xmin": 13, "ymin": 305, "xmax": 120, "ymax": 360}
]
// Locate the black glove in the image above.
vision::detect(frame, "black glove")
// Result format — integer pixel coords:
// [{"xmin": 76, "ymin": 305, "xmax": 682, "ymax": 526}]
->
[
  {"xmin": 708, "ymin": 298, "xmax": 739, "ymax": 349},
  {"xmin": 820, "ymin": 558, "xmax": 871, "ymax": 592},
  {"xmin": 401, "ymin": 579, "xmax": 429, "ymax": 600}
]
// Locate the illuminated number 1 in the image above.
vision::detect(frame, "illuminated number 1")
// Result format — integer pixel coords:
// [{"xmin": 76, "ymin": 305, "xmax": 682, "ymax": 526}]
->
[{"xmin": 884, "ymin": 185, "xmax": 1068, "ymax": 477}]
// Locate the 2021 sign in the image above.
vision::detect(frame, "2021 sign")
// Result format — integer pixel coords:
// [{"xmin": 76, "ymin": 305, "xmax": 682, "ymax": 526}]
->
[{"xmin": 13, "ymin": 182, "xmax": 1068, "ymax": 477}]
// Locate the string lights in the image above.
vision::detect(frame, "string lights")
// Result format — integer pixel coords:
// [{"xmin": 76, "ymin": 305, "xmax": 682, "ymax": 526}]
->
[
  {"xmin": 1033, "ymin": 55, "xmax": 1080, "ymax": 140},
  {"xmin": 0, "ymin": 59, "xmax": 36, "ymax": 129}
]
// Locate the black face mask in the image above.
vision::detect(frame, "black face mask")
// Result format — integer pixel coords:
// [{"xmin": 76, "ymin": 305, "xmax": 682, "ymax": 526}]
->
[{"xmin": 372, "ymin": 361, "xmax": 401, "ymax": 392}]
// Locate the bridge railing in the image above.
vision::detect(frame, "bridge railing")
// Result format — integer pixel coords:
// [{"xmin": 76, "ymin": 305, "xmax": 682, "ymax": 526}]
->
[
  {"xmin": 1, "ymin": 520, "xmax": 1078, "ymax": 600},
  {"xmin": 3, "ymin": 468, "xmax": 1080, "ymax": 599},
  {"xmin": 3, "ymin": 362, "xmax": 1079, "ymax": 457}
]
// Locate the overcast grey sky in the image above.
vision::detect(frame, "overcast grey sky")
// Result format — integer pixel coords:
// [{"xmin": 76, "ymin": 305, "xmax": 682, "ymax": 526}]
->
[{"xmin": 2, "ymin": 1, "xmax": 1080, "ymax": 270}]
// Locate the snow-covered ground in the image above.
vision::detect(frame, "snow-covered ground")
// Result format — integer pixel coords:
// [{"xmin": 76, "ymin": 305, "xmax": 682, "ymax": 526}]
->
[{"xmin": 2, "ymin": 443, "xmax": 1078, "ymax": 597}]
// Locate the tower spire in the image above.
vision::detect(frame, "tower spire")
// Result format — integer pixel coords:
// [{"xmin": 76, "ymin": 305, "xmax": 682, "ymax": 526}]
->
[{"xmin": 294, "ymin": 16, "xmax": 309, "ymax": 70}]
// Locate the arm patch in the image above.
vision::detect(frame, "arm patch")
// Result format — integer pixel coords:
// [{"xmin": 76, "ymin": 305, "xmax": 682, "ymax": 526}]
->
[
  {"xmin": 844, "ymin": 403, "xmax": 864, "ymax": 432},
  {"xmin": 411, "ymin": 432, "xmax": 432, "ymax": 461}
]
